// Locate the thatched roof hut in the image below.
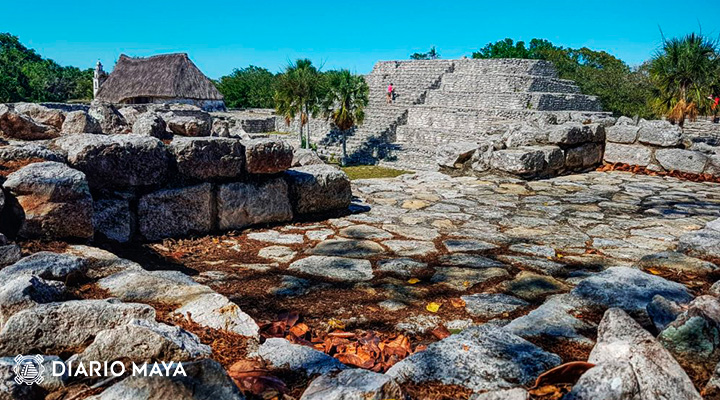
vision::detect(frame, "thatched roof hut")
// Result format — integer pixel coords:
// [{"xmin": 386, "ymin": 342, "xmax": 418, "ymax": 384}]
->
[{"xmin": 95, "ymin": 53, "xmax": 224, "ymax": 110}]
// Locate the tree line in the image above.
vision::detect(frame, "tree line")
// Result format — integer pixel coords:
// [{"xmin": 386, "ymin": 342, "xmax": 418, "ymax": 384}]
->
[{"xmin": 0, "ymin": 33, "xmax": 93, "ymax": 103}]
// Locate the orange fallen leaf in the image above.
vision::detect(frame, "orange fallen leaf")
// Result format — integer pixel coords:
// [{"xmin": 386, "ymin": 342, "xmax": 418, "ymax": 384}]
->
[
  {"xmin": 407, "ymin": 278, "xmax": 420, "ymax": 284},
  {"xmin": 431, "ymin": 325, "xmax": 451, "ymax": 340},
  {"xmin": 450, "ymin": 298, "xmax": 466, "ymax": 308},
  {"xmin": 289, "ymin": 323, "xmax": 309, "ymax": 338}
]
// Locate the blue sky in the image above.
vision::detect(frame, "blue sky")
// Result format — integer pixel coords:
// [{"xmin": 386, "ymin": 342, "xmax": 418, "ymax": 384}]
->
[{"xmin": 2, "ymin": 0, "xmax": 718, "ymax": 78}]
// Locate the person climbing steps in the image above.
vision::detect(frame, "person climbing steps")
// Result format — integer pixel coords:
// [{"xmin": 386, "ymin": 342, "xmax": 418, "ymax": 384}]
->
[{"xmin": 387, "ymin": 83, "xmax": 394, "ymax": 104}]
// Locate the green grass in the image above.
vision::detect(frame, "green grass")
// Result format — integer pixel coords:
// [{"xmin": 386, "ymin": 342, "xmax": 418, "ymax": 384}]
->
[{"xmin": 341, "ymin": 166, "xmax": 413, "ymax": 180}]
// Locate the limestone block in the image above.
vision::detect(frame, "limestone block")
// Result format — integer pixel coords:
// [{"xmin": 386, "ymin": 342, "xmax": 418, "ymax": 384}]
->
[
  {"xmin": 655, "ymin": 149, "xmax": 708, "ymax": 174},
  {"xmin": 603, "ymin": 143, "xmax": 653, "ymax": 166},
  {"xmin": 138, "ymin": 183, "xmax": 213, "ymax": 240},
  {"xmin": 217, "ymin": 178, "xmax": 293, "ymax": 230},
  {"xmin": 285, "ymin": 165, "xmax": 351, "ymax": 215},
  {"xmin": 490, "ymin": 148, "xmax": 546, "ymax": 175}
]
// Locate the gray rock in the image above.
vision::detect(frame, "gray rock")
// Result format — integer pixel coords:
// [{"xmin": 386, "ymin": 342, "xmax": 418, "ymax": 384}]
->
[
  {"xmin": 0, "ymin": 252, "xmax": 86, "ymax": 282},
  {"xmin": 638, "ymin": 119, "xmax": 683, "ymax": 147},
  {"xmin": 244, "ymin": 139, "xmax": 293, "ymax": 174},
  {"xmin": 64, "ymin": 245, "xmax": 145, "ymax": 279},
  {"xmin": 490, "ymin": 148, "xmax": 546, "ymax": 175},
  {"xmin": 606, "ymin": 124, "xmax": 640, "ymax": 144},
  {"xmin": 437, "ymin": 141, "xmax": 477, "ymax": 168},
  {"xmin": 118, "ymin": 106, "xmax": 142, "ymax": 126},
  {"xmin": 571, "ymin": 266, "xmax": 692, "ymax": 313},
  {"xmin": 462, "ymin": 293, "xmax": 529, "ymax": 318},
  {"xmin": 0, "ymin": 299, "xmax": 156, "ymax": 355},
  {"xmin": 565, "ymin": 361, "xmax": 640, "ymax": 400},
  {"xmin": 469, "ymin": 388, "xmax": 529, "ymax": 400},
  {"xmin": 443, "ymin": 239, "xmax": 498, "ymax": 253},
  {"xmin": 655, "ymin": 149, "xmax": 708, "ymax": 174},
  {"xmin": 88, "ymin": 102, "xmax": 129, "ymax": 134},
  {"xmin": 338, "ymin": 225, "xmax": 393, "ymax": 240},
  {"xmin": 285, "ymin": 165, "xmax": 352, "ymax": 215},
  {"xmin": 647, "ymin": 295, "xmax": 684, "ymax": 332},
  {"xmin": 132, "ymin": 112, "xmax": 168, "ymax": 138},
  {"xmin": 431, "ymin": 267, "xmax": 509, "ymax": 291},
  {"xmin": 14, "ymin": 103, "xmax": 65, "ymax": 129},
  {"xmin": 386, "ymin": 325, "xmax": 561, "ymax": 392},
  {"xmin": 301, "ymin": 369, "xmax": 403, "ymax": 400},
  {"xmin": 384, "ymin": 240, "xmax": 437, "ymax": 257},
  {"xmin": 255, "ymin": 338, "xmax": 347, "ymax": 376},
  {"xmin": 55, "ymin": 133, "xmax": 170, "ymax": 189},
  {"xmin": 170, "ymin": 137, "xmax": 245, "ymax": 180},
  {"xmin": 438, "ymin": 253, "xmax": 505, "ymax": 268},
  {"xmin": 292, "ymin": 148, "xmax": 324, "ymax": 167},
  {"xmin": 74, "ymin": 319, "xmax": 211, "ymax": 364},
  {"xmin": 174, "ymin": 293, "xmax": 259, "ymax": 337},
  {"xmin": 138, "ymin": 183, "xmax": 213, "ymax": 240},
  {"xmin": 0, "ymin": 244, "xmax": 21, "ymax": 267},
  {"xmin": 87, "ymin": 359, "xmax": 244, "ymax": 400},
  {"xmin": 3, "ymin": 161, "xmax": 94, "ymax": 239},
  {"xmin": 678, "ymin": 226, "xmax": 720, "ymax": 259},
  {"xmin": 0, "ymin": 355, "xmax": 66, "ymax": 397},
  {"xmin": 289, "ymin": 256, "xmax": 373, "ymax": 282},
  {"xmin": 93, "ymin": 198, "xmax": 134, "ymax": 242},
  {"xmin": 376, "ymin": 258, "xmax": 427, "ymax": 277},
  {"xmin": 0, "ymin": 141, "xmax": 64, "ymax": 163},
  {"xmin": 586, "ymin": 308, "xmax": 701, "ymax": 400},
  {"xmin": 547, "ymin": 122, "xmax": 603, "ymax": 145},
  {"xmin": 61, "ymin": 110, "xmax": 102, "ymax": 134},
  {"xmin": 395, "ymin": 315, "xmax": 442, "ymax": 335},
  {"xmin": 0, "ymin": 108, "xmax": 59, "ymax": 140},
  {"xmin": 98, "ymin": 270, "xmax": 212, "ymax": 305},
  {"xmin": 0, "ymin": 275, "xmax": 65, "ymax": 328},
  {"xmin": 705, "ymin": 362, "xmax": 720, "ymax": 398},
  {"xmin": 217, "ymin": 179, "xmax": 293, "ymax": 230},
  {"xmin": 501, "ymin": 271, "xmax": 569, "ymax": 301},
  {"xmin": 566, "ymin": 143, "xmax": 603, "ymax": 168},
  {"xmin": 658, "ymin": 295, "xmax": 720, "ymax": 375},
  {"xmin": 603, "ymin": 143, "xmax": 653, "ymax": 166},
  {"xmin": 637, "ymin": 251, "xmax": 717, "ymax": 276},
  {"xmin": 165, "ymin": 114, "xmax": 212, "ymax": 137},
  {"xmin": 311, "ymin": 239, "xmax": 385, "ymax": 258},
  {"xmin": 505, "ymin": 294, "xmax": 595, "ymax": 344},
  {"xmin": 537, "ymin": 145, "xmax": 565, "ymax": 171}
]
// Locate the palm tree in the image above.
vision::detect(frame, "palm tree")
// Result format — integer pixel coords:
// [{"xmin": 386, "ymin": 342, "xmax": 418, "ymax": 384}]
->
[
  {"xmin": 322, "ymin": 70, "xmax": 369, "ymax": 165},
  {"xmin": 649, "ymin": 33, "xmax": 720, "ymax": 127},
  {"xmin": 274, "ymin": 59, "xmax": 323, "ymax": 148}
]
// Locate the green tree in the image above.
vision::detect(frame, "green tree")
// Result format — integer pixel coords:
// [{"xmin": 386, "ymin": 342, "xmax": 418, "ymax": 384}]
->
[
  {"xmin": 216, "ymin": 66, "xmax": 276, "ymax": 108},
  {"xmin": 410, "ymin": 46, "xmax": 440, "ymax": 60},
  {"xmin": 649, "ymin": 32, "xmax": 720, "ymax": 126},
  {"xmin": 274, "ymin": 59, "xmax": 323, "ymax": 148},
  {"xmin": 322, "ymin": 70, "xmax": 369, "ymax": 165}
]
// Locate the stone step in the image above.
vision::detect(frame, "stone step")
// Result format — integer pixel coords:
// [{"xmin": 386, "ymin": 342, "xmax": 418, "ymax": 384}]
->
[
  {"xmin": 439, "ymin": 73, "xmax": 580, "ymax": 94},
  {"xmin": 424, "ymin": 91, "xmax": 601, "ymax": 112}
]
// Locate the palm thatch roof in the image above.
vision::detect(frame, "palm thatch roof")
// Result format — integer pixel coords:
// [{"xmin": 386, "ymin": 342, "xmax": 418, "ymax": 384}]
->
[{"xmin": 96, "ymin": 53, "xmax": 223, "ymax": 103}]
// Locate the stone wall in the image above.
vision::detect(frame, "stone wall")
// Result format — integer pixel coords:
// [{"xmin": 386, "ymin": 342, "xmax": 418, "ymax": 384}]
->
[
  {"xmin": 0, "ymin": 102, "xmax": 351, "ymax": 243},
  {"xmin": 604, "ymin": 117, "xmax": 720, "ymax": 175}
]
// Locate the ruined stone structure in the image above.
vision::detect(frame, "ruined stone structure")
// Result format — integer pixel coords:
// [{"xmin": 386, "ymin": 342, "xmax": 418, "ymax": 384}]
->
[{"xmin": 316, "ymin": 59, "xmax": 607, "ymax": 169}]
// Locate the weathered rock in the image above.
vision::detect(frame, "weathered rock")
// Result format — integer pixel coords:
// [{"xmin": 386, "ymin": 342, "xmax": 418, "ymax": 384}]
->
[
  {"xmin": 170, "ymin": 137, "xmax": 245, "ymax": 180},
  {"xmin": 638, "ymin": 119, "xmax": 683, "ymax": 147},
  {"xmin": 0, "ymin": 141, "xmax": 64, "ymax": 164},
  {"xmin": 462, "ymin": 293, "xmax": 529, "ymax": 319},
  {"xmin": 338, "ymin": 225, "xmax": 393, "ymax": 240},
  {"xmin": 132, "ymin": 112, "xmax": 168, "ymax": 138},
  {"xmin": 244, "ymin": 139, "xmax": 293, "ymax": 174},
  {"xmin": 60, "ymin": 110, "xmax": 102, "ymax": 134},
  {"xmin": 99, "ymin": 269, "xmax": 212, "ymax": 303},
  {"xmin": 647, "ymin": 295, "xmax": 684, "ymax": 332},
  {"xmin": 384, "ymin": 240, "xmax": 437, "ymax": 257},
  {"xmin": 565, "ymin": 143, "xmax": 603, "ymax": 169},
  {"xmin": 0, "ymin": 275, "xmax": 65, "ymax": 328},
  {"xmin": 637, "ymin": 251, "xmax": 717, "ymax": 276},
  {"xmin": 0, "ymin": 299, "xmax": 156, "ymax": 355},
  {"xmin": 311, "ymin": 239, "xmax": 385, "ymax": 258},
  {"xmin": 376, "ymin": 258, "xmax": 427, "ymax": 277},
  {"xmin": 55, "ymin": 134, "xmax": 170, "ymax": 189},
  {"xmin": 3, "ymin": 161, "xmax": 94, "ymax": 239},
  {"xmin": 469, "ymin": 388, "xmax": 529, "ymax": 400},
  {"xmin": 547, "ymin": 123, "xmax": 603, "ymax": 145},
  {"xmin": 118, "ymin": 106, "xmax": 142, "ymax": 126},
  {"xmin": 0, "ymin": 252, "xmax": 86, "ymax": 282},
  {"xmin": 443, "ymin": 239, "xmax": 498, "ymax": 253},
  {"xmin": 93, "ymin": 198, "xmax": 133, "ymax": 242},
  {"xmin": 0, "ymin": 108, "xmax": 59, "ymax": 140},
  {"xmin": 138, "ymin": 183, "xmax": 213, "ymax": 240},
  {"xmin": 437, "ymin": 141, "xmax": 478, "ymax": 169},
  {"xmin": 217, "ymin": 179, "xmax": 292, "ymax": 230},
  {"xmin": 490, "ymin": 148, "xmax": 546, "ymax": 175},
  {"xmin": 386, "ymin": 325, "xmax": 561, "ymax": 392},
  {"xmin": 658, "ymin": 295, "xmax": 720, "ymax": 377},
  {"xmin": 655, "ymin": 148, "xmax": 708, "ymax": 174},
  {"xmin": 395, "ymin": 315, "xmax": 443, "ymax": 335},
  {"xmin": 571, "ymin": 266, "xmax": 692, "ymax": 313},
  {"xmin": 431, "ymin": 267, "xmax": 509, "ymax": 291},
  {"xmin": 505, "ymin": 294, "xmax": 595, "ymax": 344},
  {"xmin": 165, "ymin": 114, "xmax": 212, "ymax": 137},
  {"xmin": 603, "ymin": 143, "xmax": 653, "ymax": 166},
  {"xmin": 585, "ymin": 308, "xmax": 701, "ymax": 400},
  {"xmin": 288, "ymin": 256, "xmax": 373, "ymax": 282},
  {"xmin": 64, "ymin": 245, "xmax": 145, "ymax": 279},
  {"xmin": 255, "ymin": 338, "xmax": 347, "ymax": 376},
  {"xmin": 501, "ymin": 271, "xmax": 569, "ymax": 301},
  {"xmin": 0, "ymin": 355, "xmax": 66, "ymax": 397},
  {"xmin": 565, "ymin": 361, "xmax": 640, "ymax": 400},
  {"xmin": 285, "ymin": 165, "xmax": 352, "ymax": 215},
  {"xmin": 74, "ymin": 319, "xmax": 211, "ymax": 364},
  {"xmin": 0, "ymin": 244, "xmax": 21, "ymax": 267},
  {"xmin": 14, "ymin": 103, "xmax": 65, "ymax": 129},
  {"xmin": 537, "ymin": 145, "xmax": 565, "ymax": 171},
  {"xmin": 301, "ymin": 369, "xmax": 403, "ymax": 400},
  {"xmin": 87, "ymin": 359, "xmax": 244, "ymax": 400},
  {"xmin": 88, "ymin": 102, "xmax": 129, "ymax": 134},
  {"xmin": 292, "ymin": 148, "xmax": 324, "ymax": 167},
  {"xmin": 606, "ymin": 124, "xmax": 640, "ymax": 144},
  {"xmin": 174, "ymin": 293, "xmax": 259, "ymax": 337}
]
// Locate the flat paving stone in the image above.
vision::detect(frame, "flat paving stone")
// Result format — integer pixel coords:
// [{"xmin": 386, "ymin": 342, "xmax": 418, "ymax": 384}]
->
[
  {"xmin": 288, "ymin": 256, "xmax": 373, "ymax": 282},
  {"xmin": 258, "ymin": 246, "xmax": 296, "ymax": 263},
  {"xmin": 338, "ymin": 225, "xmax": 393, "ymax": 240},
  {"xmin": 432, "ymin": 267, "xmax": 509, "ymax": 291},
  {"xmin": 376, "ymin": 258, "xmax": 428, "ymax": 277},
  {"xmin": 305, "ymin": 229, "xmax": 335, "ymax": 241},
  {"xmin": 247, "ymin": 231, "xmax": 305, "ymax": 244},
  {"xmin": 501, "ymin": 271, "xmax": 570, "ymax": 301},
  {"xmin": 310, "ymin": 239, "xmax": 385, "ymax": 258},
  {"xmin": 443, "ymin": 239, "xmax": 499, "ymax": 252},
  {"xmin": 383, "ymin": 240, "xmax": 437, "ymax": 257},
  {"xmin": 462, "ymin": 293, "xmax": 530, "ymax": 318},
  {"xmin": 438, "ymin": 254, "xmax": 506, "ymax": 269}
]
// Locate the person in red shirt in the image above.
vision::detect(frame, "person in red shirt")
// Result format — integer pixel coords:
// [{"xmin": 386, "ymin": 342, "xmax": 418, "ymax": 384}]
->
[
  {"xmin": 710, "ymin": 95, "xmax": 720, "ymax": 123},
  {"xmin": 387, "ymin": 83, "xmax": 394, "ymax": 104}
]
